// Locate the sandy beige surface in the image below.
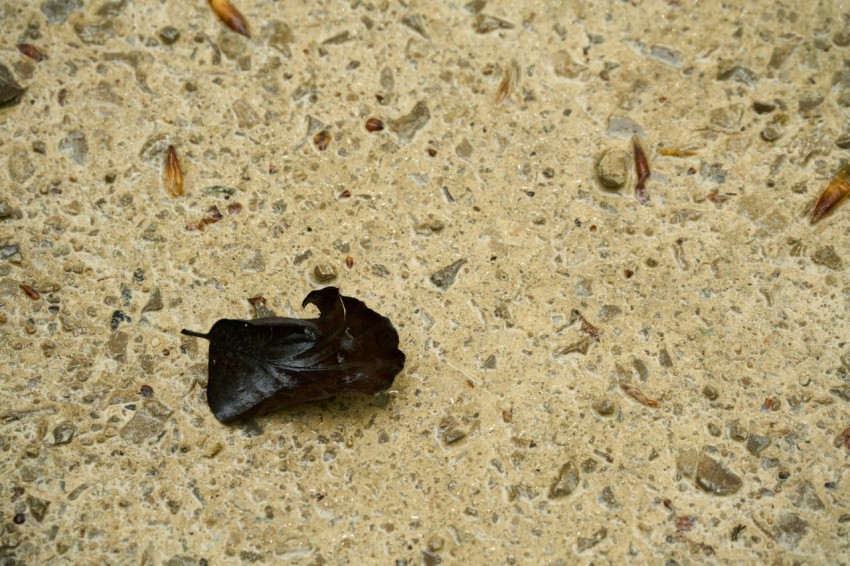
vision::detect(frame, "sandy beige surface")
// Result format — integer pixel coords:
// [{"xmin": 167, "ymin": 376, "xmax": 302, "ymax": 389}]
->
[{"xmin": 2, "ymin": 0, "xmax": 850, "ymax": 563}]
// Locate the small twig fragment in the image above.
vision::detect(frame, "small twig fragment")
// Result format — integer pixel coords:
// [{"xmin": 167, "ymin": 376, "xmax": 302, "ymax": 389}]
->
[
  {"xmin": 209, "ymin": 0, "xmax": 250, "ymax": 38},
  {"xmin": 633, "ymin": 136, "xmax": 651, "ymax": 205},
  {"xmin": 810, "ymin": 165, "xmax": 850, "ymax": 224},
  {"xmin": 620, "ymin": 383, "xmax": 660, "ymax": 407},
  {"xmin": 20, "ymin": 284, "xmax": 40, "ymax": 300},
  {"xmin": 658, "ymin": 148, "xmax": 696, "ymax": 157},
  {"xmin": 18, "ymin": 44, "xmax": 48, "ymax": 62},
  {"xmin": 571, "ymin": 309, "xmax": 601, "ymax": 341},
  {"xmin": 163, "ymin": 145, "xmax": 184, "ymax": 198}
]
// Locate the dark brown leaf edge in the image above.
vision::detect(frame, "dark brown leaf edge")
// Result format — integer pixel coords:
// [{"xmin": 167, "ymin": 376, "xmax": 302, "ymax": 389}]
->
[{"xmin": 181, "ymin": 287, "xmax": 405, "ymax": 423}]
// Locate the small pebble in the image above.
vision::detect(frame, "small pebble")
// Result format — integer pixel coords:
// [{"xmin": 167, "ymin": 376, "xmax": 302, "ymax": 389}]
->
[
  {"xmin": 430, "ymin": 259, "xmax": 467, "ymax": 290},
  {"xmin": 548, "ymin": 462, "xmax": 580, "ymax": 498},
  {"xmin": 53, "ymin": 422, "xmax": 76, "ymax": 445},
  {"xmin": 158, "ymin": 26, "xmax": 180, "ymax": 45},
  {"xmin": 593, "ymin": 398, "xmax": 615, "ymax": 416},
  {"xmin": 761, "ymin": 125, "xmax": 783, "ymax": 142},
  {"xmin": 752, "ymin": 100, "xmax": 776, "ymax": 114},
  {"xmin": 313, "ymin": 263, "xmax": 337, "ymax": 282},
  {"xmin": 596, "ymin": 149, "xmax": 629, "ymax": 190},
  {"xmin": 387, "ymin": 101, "xmax": 430, "ymax": 144}
]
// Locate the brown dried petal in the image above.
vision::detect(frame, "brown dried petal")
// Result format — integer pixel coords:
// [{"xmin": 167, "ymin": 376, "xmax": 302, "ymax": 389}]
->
[
  {"xmin": 163, "ymin": 145, "xmax": 184, "ymax": 198},
  {"xmin": 633, "ymin": 136, "xmax": 650, "ymax": 205},
  {"xmin": 810, "ymin": 165, "xmax": 850, "ymax": 224},
  {"xmin": 20, "ymin": 284, "xmax": 40, "ymax": 300},
  {"xmin": 18, "ymin": 44, "xmax": 48, "ymax": 62},
  {"xmin": 209, "ymin": 0, "xmax": 250, "ymax": 38}
]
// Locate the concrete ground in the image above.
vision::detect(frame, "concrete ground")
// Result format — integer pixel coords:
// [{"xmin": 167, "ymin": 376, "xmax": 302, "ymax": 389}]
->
[{"xmin": 1, "ymin": 0, "xmax": 849, "ymax": 563}]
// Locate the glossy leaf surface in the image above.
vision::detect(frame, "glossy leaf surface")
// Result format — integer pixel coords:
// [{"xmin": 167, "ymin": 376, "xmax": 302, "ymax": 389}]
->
[{"xmin": 182, "ymin": 287, "xmax": 405, "ymax": 423}]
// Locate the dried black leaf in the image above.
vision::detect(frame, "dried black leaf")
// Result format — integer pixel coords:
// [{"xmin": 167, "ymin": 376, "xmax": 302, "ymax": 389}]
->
[{"xmin": 181, "ymin": 287, "xmax": 405, "ymax": 423}]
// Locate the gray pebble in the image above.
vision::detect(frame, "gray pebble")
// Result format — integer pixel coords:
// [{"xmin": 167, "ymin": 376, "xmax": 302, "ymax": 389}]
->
[
  {"xmin": 473, "ymin": 13, "xmax": 514, "ymax": 34},
  {"xmin": 106, "ymin": 330, "xmax": 129, "ymax": 362},
  {"xmin": 455, "ymin": 138, "xmax": 473, "ymax": 159},
  {"xmin": 59, "ymin": 130, "xmax": 88, "ymax": 166},
  {"xmin": 699, "ymin": 162, "xmax": 726, "ymax": 183},
  {"xmin": 606, "ymin": 115, "xmax": 645, "ymax": 139},
  {"xmin": 597, "ymin": 486, "xmax": 621, "ymax": 510},
  {"xmin": 798, "ymin": 94, "xmax": 824, "ymax": 113},
  {"xmin": 552, "ymin": 50, "xmax": 588, "ymax": 80},
  {"xmin": 430, "ymin": 259, "xmax": 467, "ymax": 290},
  {"xmin": 443, "ymin": 428, "xmax": 466, "ymax": 444},
  {"xmin": 53, "ymin": 422, "xmax": 76, "ymax": 445},
  {"xmin": 158, "ymin": 26, "xmax": 180, "ymax": 45},
  {"xmin": 40, "ymin": 0, "xmax": 83, "ymax": 25},
  {"xmin": 811, "ymin": 245, "xmax": 843, "ymax": 270},
  {"xmin": 717, "ymin": 65, "xmax": 758, "ymax": 86},
  {"xmin": 746, "ymin": 434, "xmax": 770, "ymax": 456},
  {"xmin": 548, "ymin": 462, "xmax": 580, "ymax": 498},
  {"xmin": 74, "ymin": 20, "xmax": 115, "ymax": 45},
  {"xmin": 729, "ymin": 420, "xmax": 748, "ymax": 442},
  {"xmin": 695, "ymin": 453, "xmax": 742, "ymax": 495},
  {"xmin": 2, "ymin": 243, "xmax": 21, "ymax": 258},
  {"xmin": 371, "ymin": 264, "xmax": 390, "ymax": 278},
  {"xmin": 141, "ymin": 287, "xmax": 163, "ymax": 313},
  {"xmin": 26, "ymin": 496, "xmax": 49, "ymax": 523},
  {"xmin": 387, "ymin": 101, "xmax": 430, "ymax": 144},
  {"xmin": 593, "ymin": 398, "xmax": 615, "ymax": 416},
  {"xmin": 649, "ymin": 45, "xmax": 682, "ymax": 67},
  {"xmin": 232, "ymin": 99, "xmax": 261, "ymax": 129},
  {"xmin": 752, "ymin": 100, "xmax": 776, "ymax": 114},
  {"xmin": 789, "ymin": 480, "xmax": 824, "ymax": 511},
  {"xmin": 835, "ymin": 133, "xmax": 850, "ymax": 149},
  {"xmin": 761, "ymin": 125, "xmax": 783, "ymax": 142},
  {"xmin": 266, "ymin": 21, "xmax": 294, "ymax": 57},
  {"xmin": 772, "ymin": 513, "xmax": 809, "ymax": 551},
  {"xmin": 709, "ymin": 104, "xmax": 743, "ymax": 130},
  {"xmin": 120, "ymin": 400, "xmax": 172, "ymax": 444},
  {"xmin": 595, "ymin": 149, "xmax": 629, "ymax": 190}
]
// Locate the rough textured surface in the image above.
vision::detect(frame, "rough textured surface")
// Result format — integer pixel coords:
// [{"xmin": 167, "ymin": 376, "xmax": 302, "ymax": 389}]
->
[{"xmin": 1, "ymin": 0, "xmax": 849, "ymax": 563}]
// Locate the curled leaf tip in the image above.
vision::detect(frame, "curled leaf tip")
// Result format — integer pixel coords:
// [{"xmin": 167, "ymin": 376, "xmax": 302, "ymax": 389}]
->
[
  {"xmin": 810, "ymin": 165, "xmax": 850, "ymax": 225},
  {"xmin": 209, "ymin": 0, "xmax": 251, "ymax": 38},
  {"xmin": 182, "ymin": 287, "xmax": 405, "ymax": 423}
]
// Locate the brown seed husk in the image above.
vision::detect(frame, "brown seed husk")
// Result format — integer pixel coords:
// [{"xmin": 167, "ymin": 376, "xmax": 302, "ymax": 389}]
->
[
  {"xmin": 811, "ymin": 165, "xmax": 850, "ymax": 224},
  {"xmin": 164, "ymin": 145, "xmax": 184, "ymax": 198},
  {"xmin": 209, "ymin": 0, "xmax": 250, "ymax": 38}
]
